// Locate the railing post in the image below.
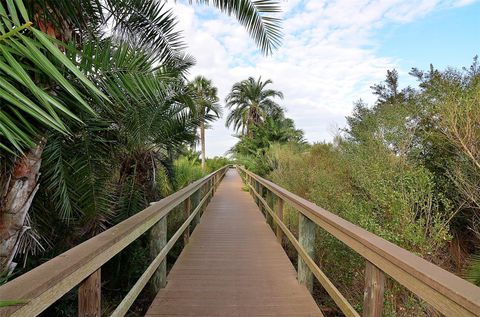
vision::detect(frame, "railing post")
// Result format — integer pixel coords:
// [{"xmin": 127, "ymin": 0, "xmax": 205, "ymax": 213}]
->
[
  {"xmin": 363, "ymin": 261, "xmax": 385, "ymax": 317},
  {"xmin": 298, "ymin": 213, "xmax": 315, "ymax": 293},
  {"xmin": 248, "ymin": 175, "xmax": 252, "ymax": 195},
  {"xmin": 259, "ymin": 184, "xmax": 265, "ymax": 216},
  {"xmin": 184, "ymin": 197, "xmax": 191, "ymax": 245},
  {"xmin": 202, "ymin": 183, "xmax": 208, "ymax": 215},
  {"xmin": 78, "ymin": 269, "xmax": 101, "ymax": 317},
  {"xmin": 192, "ymin": 189, "xmax": 201, "ymax": 227},
  {"xmin": 208, "ymin": 178, "xmax": 212, "ymax": 199},
  {"xmin": 265, "ymin": 190, "xmax": 273, "ymax": 227},
  {"xmin": 213, "ymin": 175, "xmax": 217, "ymax": 195},
  {"xmin": 149, "ymin": 216, "xmax": 167, "ymax": 292},
  {"xmin": 275, "ymin": 197, "xmax": 284, "ymax": 244},
  {"xmin": 255, "ymin": 181, "xmax": 260, "ymax": 206}
]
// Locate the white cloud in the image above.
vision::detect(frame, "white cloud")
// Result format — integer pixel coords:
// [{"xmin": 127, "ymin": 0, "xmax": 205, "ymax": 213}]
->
[{"xmin": 169, "ymin": 0, "xmax": 478, "ymax": 157}]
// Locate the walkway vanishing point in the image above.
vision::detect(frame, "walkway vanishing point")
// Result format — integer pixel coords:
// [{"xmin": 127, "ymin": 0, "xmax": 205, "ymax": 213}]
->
[
  {"xmin": 145, "ymin": 169, "xmax": 322, "ymax": 316},
  {"xmin": 0, "ymin": 166, "xmax": 479, "ymax": 317}
]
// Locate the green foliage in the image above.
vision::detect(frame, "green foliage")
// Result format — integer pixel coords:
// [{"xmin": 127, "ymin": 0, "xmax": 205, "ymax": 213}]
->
[
  {"xmin": 236, "ymin": 61, "xmax": 480, "ymax": 314},
  {"xmin": 193, "ymin": 0, "xmax": 282, "ymax": 55},
  {"xmin": 231, "ymin": 117, "xmax": 305, "ymax": 176},
  {"xmin": 0, "ymin": 1, "xmax": 106, "ymax": 153},
  {"xmin": 225, "ymin": 76, "xmax": 305, "ymax": 176},
  {"xmin": 188, "ymin": 75, "xmax": 222, "ymax": 170},
  {"xmin": 267, "ymin": 141, "xmax": 452, "ymax": 314},
  {"xmin": 172, "ymin": 156, "xmax": 204, "ymax": 190},
  {"xmin": 225, "ymin": 76, "xmax": 284, "ymax": 136},
  {"xmin": 189, "ymin": 75, "xmax": 222, "ymax": 121},
  {"xmin": 205, "ymin": 156, "xmax": 232, "ymax": 173},
  {"xmin": 465, "ymin": 254, "xmax": 480, "ymax": 285}
]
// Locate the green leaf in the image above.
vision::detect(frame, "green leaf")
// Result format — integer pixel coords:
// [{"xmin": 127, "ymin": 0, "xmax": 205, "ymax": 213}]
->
[
  {"xmin": 31, "ymin": 28, "xmax": 110, "ymax": 103},
  {"xmin": 0, "ymin": 300, "xmax": 28, "ymax": 307},
  {"xmin": 13, "ymin": 0, "xmax": 29, "ymax": 22},
  {"xmin": 5, "ymin": 0, "xmax": 19, "ymax": 26}
]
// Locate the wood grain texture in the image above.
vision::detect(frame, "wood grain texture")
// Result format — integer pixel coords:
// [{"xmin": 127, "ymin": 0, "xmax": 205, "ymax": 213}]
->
[
  {"xmin": 145, "ymin": 169, "xmax": 322, "ymax": 317},
  {"xmin": 363, "ymin": 261, "xmax": 385, "ymax": 317},
  {"xmin": 183, "ymin": 197, "xmax": 191, "ymax": 245},
  {"xmin": 111, "ymin": 187, "xmax": 215, "ymax": 317},
  {"xmin": 298, "ymin": 213, "xmax": 316, "ymax": 293},
  {"xmin": 0, "ymin": 167, "xmax": 228, "ymax": 317},
  {"xmin": 149, "ymin": 216, "xmax": 167, "ymax": 293},
  {"xmin": 78, "ymin": 269, "xmax": 101, "ymax": 317},
  {"xmin": 192, "ymin": 189, "xmax": 201, "ymax": 227},
  {"xmin": 275, "ymin": 198, "xmax": 284, "ymax": 244},
  {"xmin": 239, "ymin": 166, "xmax": 480, "ymax": 317},
  {"xmin": 247, "ymin": 181, "xmax": 359, "ymax": 317}
]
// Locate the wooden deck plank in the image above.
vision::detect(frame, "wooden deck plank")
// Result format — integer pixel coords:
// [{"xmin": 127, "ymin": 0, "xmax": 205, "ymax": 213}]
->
[{"xmin": 145, "ymin": 169, "xmax": 323, "ymax": 317}]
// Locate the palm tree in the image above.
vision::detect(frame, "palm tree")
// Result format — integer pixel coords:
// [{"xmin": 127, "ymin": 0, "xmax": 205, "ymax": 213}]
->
[
  {"xmin": 189, "ymin": 76, "xmax": 222, "ymax": 172},
  {"xmin": 0, "ymin": 0, "xmax": 282, "ymax": 276},
  {"xmin": 1, "ymin": 0, "xmax": 282, "ymax": 154},
  {"xmin": 225, "ymin": 77, "xmax": 284, "ymax": 136},
  {"xmin": 0, "ymin": 2, "xmax": 108, "ymax": 275}
]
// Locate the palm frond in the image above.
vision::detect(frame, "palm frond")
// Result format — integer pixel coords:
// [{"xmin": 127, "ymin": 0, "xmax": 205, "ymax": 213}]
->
[
  {"xmin": 0, "ymin": 0, "xmax": 107, "ymax": 153},
  {"xmin": 106, "ymin": 0, "xmax": 185, "ymax": 64},
  {"xmin": 194, "ymin": 0, "xmax": 282, "ymax": 54}
]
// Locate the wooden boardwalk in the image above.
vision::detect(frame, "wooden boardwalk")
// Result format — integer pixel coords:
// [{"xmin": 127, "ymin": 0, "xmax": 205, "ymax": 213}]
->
[{"xmin": 146, "ymin": 169, "xmax": 323, "ymax": 316}]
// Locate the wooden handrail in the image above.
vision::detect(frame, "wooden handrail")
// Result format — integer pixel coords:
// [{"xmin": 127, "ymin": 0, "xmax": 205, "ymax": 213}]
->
[
  {"xmin": 237, "ymin": 166, "xmax": 480, "ymax": 317},
  {"xmin": 0, "ymin": 166, "xmax": 230, "ymax": 317}
]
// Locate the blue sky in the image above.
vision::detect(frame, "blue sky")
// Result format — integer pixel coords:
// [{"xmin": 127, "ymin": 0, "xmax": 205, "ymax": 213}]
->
[
  {"xmin": 379, "ymin": 2, "xmax": 480, "ymax": 77},
  {"xmin": 171, "ymin": 0, "xmax": 480, "ymax": 157}
]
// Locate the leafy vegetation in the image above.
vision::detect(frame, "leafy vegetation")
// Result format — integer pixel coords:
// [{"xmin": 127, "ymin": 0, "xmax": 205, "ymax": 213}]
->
[
  {"xmin": 0, "ymin": 0, "xmax": 279, "ymax": 314},
  {"xmin": 227, "ymin": 59, "xmax": 480, "ymax": 316},
  {"xmin": 188, "ymin": 76, "xmax": 222, "ymax": 172},
  {"xmin": 2, "ymin": 0, "xmax": 478, "ymax": 315},
  {"xmin": 225, "ymin": 76, "xmax": 304, "ymax": 174}
]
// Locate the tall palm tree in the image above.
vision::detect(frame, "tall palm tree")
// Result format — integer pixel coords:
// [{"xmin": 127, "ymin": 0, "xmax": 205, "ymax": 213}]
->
[
  {"xmin": 0, "ymin": 2, "xmax": 108, "ymax": 275},
  {"xmin": 0, "ymin": 0, "xmax": 282, "ymax": 276},
  {"xmin": 1, "ymin": 0, "xmax": 282, "ymax": 154},
  {"xmin": 189, "ymin": 76, "xmax": 221, "ymax": 172},
  {"xmin": 225, "ymin": 76, "xmax": 284, "ymax": 136}
]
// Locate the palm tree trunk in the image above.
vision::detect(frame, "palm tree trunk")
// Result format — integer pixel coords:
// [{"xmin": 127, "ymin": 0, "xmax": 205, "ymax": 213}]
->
[
  {"xmin": 200, "ymin": 118, "xmax": 206, "ymax": 173},
  {"xmin": 0, "ymin": 140, "xmax": 45, "ymax": 275}
]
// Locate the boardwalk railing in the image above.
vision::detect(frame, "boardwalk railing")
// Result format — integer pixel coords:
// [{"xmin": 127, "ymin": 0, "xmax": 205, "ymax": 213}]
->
[
  {"xmin": 237, "ymin": 166, "xmax": 480, "ymax": 317},
  {"xmin": 0, "ymin": 166, "xmax": 229, "ymax": 317}
]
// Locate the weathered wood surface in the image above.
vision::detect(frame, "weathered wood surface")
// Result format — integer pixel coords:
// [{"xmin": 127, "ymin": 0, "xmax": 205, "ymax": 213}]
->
[
  {"xmin": 78, "ymin": 269, "xmax": 101, "ymax": 317},
  {"xmin": 246, "ymin": 180, "xmax": 359, "ymax": 317},
  {"xmin": 149, "ymin": 216, "xmax": 167, "ymax": 293},
  {"xmin": 275, "ymin": 197, "xmax": 284, "ymax": 244},
  {"xmin": 239, "ymin": 166, "xmax": 480, "ymax": 317},
  {"xmin": 146, "ymin": 169, "xmax": 322, "ymax": 317},
  {"xmin": 298, "ymin": 213, "xmax": 316, "ymax": 293},
  {"xmin": 0, "ymin": 167, "xmax": 227, "ymax": 317},
  {"xmin": 363, "ymin": 261, "xmax": 385, "ymax": 317},
  {"xmin": 183, "ymin": 197, "xmax": 191, "ymax": 245}
]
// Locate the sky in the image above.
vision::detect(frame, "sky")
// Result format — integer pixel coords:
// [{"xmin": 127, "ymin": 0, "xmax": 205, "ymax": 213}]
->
[{"xmin": 170, "ymin": 0, "xmax": 480, "ymax": 157}]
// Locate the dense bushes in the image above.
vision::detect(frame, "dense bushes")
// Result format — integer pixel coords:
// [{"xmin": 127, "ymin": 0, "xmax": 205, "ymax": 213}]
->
[
  {"xmin": 268, "ymin": 142, "xmax": 452, "ymax": 315},
  {"xmin": 233, "ymin": 60, "xmax": 479, "ymax": 316}
]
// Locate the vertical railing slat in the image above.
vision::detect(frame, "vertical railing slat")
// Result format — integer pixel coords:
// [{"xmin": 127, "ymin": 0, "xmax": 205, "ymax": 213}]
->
[
  {"xmin": 266, "ymin": 190, "xmax": 274, "ymax": 228},
  {"xmin": 298, "ymin": 213, "xmax": 316, "ymax": 293},
  {"xmin": 78, "ymin": 269, "xmax": 101, "ymax": 317},
  {"xmin": 149, "ymin": 215, "xmax": 167, "ymax": 292},
  {"xmin": 275, "ymin": 197, "xmax": 284, "ymax": 244},
  {"xmin": 192, "ymin": 189, "xmax": 201, "ymax": 227},
  {"xmin": 363, "ymin": 261, "xmax": 385, "ymax": 317},
  {"xmin": 183, "ymin": 197, "xmax": 191, "ymax": 245}
]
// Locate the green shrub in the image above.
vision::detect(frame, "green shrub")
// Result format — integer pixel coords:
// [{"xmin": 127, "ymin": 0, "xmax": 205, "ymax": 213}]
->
[
  {"xmin": 173, "ymin": 156, "xmax": 203, "ymax": 190},
  {"xmin": 267, "ymin": 142, "xmax": 452, "ymax": 315},
  {"xmin": 205, "ymin": 156, "xmax": 232, "ymax": 173}
]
